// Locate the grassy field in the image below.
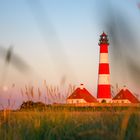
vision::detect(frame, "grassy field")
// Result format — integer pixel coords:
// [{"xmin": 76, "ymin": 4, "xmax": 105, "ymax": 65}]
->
[{"xmin": 0, "ymin": 109, "xmax": 140, "ymax": 140}]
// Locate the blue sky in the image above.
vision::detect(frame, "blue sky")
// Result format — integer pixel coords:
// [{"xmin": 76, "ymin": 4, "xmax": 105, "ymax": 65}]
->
[{"xmin": 0, "ymin": 0, "xmax": 140, "ymax": 104}]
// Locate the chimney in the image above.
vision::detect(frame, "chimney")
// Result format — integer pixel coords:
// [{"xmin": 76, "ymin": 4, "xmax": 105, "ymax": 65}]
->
[
  {"xmin": 123, "ymin": 85, "xmax": 127, "ymax": 91},
  {"xmin": 80, "ymin": 84, "xmax": 84, "ymax": 90}
]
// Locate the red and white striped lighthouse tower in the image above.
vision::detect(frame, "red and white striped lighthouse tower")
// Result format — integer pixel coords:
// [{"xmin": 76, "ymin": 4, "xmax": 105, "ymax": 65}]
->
[{"xmin": 97, "ymin": 32, "xmax": 112, "ymax": 103}]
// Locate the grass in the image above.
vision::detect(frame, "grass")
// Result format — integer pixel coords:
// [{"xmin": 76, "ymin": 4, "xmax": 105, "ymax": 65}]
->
[
  {"xmin": 0, "ymin": 83, "xmax": 140, "ymax": 140},
  {"xmin": 0, "ymin": 110, "xmax": 140, "ymax": 140}
]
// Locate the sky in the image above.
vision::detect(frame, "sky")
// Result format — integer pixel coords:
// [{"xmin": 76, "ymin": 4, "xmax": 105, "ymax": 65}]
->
[{"xmin": 0, "ymin": 0, "xmax": 140, "ymax": 107}]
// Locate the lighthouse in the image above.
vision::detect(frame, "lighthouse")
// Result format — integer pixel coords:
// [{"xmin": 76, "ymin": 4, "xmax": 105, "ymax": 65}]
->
[{"xmin": 97, "ymin": 32, "xmax": 112, "ymax": 103}]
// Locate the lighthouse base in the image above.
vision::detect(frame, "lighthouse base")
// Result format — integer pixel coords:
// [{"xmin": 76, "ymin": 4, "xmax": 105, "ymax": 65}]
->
[{"xmin": 97, "ymin": 98, "xmax": 112, "ymax": 103}]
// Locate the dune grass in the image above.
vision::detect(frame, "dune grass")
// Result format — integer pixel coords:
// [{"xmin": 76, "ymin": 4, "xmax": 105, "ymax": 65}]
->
[{"xmin": 0, "ymin": 110, "xmax": 140, "ymax": 140}]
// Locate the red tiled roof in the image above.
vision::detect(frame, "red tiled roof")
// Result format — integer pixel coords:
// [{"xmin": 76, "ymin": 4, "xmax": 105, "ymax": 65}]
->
[
  {"xmin": 113, "ymin": 88, "xmax": 139, "ymax": 103},
  {"xmin": 67, "ymin": 87, "xmax": 98, "ymax": 103}
]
